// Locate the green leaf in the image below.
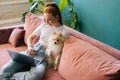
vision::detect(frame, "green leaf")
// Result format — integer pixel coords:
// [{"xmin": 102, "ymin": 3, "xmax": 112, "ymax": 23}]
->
[
  {"xmin": 67, "ymin": 0, "xmax": 71, "ymax": 6},
  {"xmin": 22, "ymin": 11, "xmax": 29, "ymax": 22},
  {"xmin": 67, "ymin": 0, "xmax": 72, "ymax": 8},
  {"xmin": 59, "ymin": 0, "xmax": 67, "ymax": 11},
  {"xmin": 38, "ymin": 0, "xmax": 45, "ymax": 5},
  {"xmin": 38, "ymin": 0, "xmax": 45, "ymax": 9},
  {"xmin": 68, "ymin": 7, "xmax": 73, "ymax": 12},
  {"xmin": 28, "ymin": 0, "xmax": 33, "ymax": 3},
  {"xmin": 29, "ymin": 1, "xmax": 38, "ymax": 12}
]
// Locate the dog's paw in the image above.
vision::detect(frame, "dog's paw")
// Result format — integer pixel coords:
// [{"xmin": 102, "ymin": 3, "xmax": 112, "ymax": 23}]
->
[{"xmin": 54, "ymin": 66, "xmax": 58, "ymax": 70}]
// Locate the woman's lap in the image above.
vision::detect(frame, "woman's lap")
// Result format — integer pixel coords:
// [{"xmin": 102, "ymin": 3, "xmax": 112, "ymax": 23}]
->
[
  {"xmin": 0, "ymin": 42, "xmax": 47, "ymax": 80},
  {"xmin": 0, "ymin": 60, "xmax": 28, "ymax": 75},
  {"xmin": 11, "ymin": 62, "xmax": 46, "ymax": 80}
]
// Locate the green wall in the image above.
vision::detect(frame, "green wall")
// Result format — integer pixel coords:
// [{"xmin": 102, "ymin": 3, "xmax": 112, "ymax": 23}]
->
[{"xmin": 52, "ymin": 0, "xmax": 120, "ymax": 50}]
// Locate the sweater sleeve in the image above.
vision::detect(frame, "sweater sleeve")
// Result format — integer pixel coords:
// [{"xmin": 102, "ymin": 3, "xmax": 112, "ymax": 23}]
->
[
  {"xmin": 32, "ymin": 23, "xmax": 45, "ymax": 36},
  {"xmin": 62, "ymin": 26, "xmax": 70, "ymax": 38}
]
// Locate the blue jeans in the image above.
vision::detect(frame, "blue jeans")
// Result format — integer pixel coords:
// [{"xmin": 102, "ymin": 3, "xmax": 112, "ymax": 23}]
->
[{"xmin": 0, "ymin": 42, "xmax": 47, "ymax": 80}]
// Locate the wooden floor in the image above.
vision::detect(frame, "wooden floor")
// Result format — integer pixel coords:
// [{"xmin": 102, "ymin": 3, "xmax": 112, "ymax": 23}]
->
[{"xmin": 0, "ymin": 0, "xmax": 29, "ymax": 27}]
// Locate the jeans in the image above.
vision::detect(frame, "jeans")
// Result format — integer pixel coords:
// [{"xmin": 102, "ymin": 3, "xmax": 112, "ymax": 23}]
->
[{"xmin": 0, "ymin": 42, "xmax": 47, "ymax": 80}]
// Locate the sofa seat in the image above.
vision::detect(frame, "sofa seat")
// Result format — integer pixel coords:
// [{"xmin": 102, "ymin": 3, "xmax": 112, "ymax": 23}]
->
[{"xmin": 44, "ymin": 68, "xmax": 64, "ymax": 80}]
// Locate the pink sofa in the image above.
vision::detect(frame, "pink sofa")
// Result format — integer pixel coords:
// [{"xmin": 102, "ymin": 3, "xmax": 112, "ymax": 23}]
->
[{"xmin": 0, "ymin": 13, "xmax": 120, "ymax": 80}]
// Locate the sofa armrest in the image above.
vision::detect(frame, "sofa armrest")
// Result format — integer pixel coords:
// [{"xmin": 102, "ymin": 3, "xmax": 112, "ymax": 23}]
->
[{"xmin": 0, "ymin": 24, "xmax": 24, "ymax": 44}]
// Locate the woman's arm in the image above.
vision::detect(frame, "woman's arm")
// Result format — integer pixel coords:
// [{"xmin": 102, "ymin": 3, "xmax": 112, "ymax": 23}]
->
[
  {"xmin": 63, "ymin": 27, "xmax": 70, "ymax": 39},
  {"xmin": 27, "ymin": 33, "xmax": 37, "ymax": 56},
  {"xmin": 27, "ymin": 33, "xmax": 37, "ymax": 47}
]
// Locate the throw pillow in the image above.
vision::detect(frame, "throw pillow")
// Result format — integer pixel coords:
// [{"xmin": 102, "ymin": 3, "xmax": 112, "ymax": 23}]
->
[
  {"xmin": 59, "ymin": 36, "xmax": 120, "ymax": 80},
  {"xmin": 24, "ymin": 13, "xmax": 44, "ymax": 45},
  {"xmin": 8, "ymin": 28, "xmax": 25, "ymax": 47}
]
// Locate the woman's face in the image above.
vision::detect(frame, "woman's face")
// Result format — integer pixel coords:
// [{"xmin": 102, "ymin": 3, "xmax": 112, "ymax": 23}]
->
[{"xmin": 44, "ymin": 13, "xmax": 59, "ymax": 26}]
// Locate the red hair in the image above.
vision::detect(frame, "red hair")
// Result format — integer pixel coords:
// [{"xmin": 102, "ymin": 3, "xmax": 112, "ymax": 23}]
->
[{"xmin": 44, "ymin": 2, "xmax": 63, "ymax": 25}]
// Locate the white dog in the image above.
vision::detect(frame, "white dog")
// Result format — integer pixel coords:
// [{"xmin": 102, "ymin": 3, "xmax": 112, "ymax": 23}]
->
[{"xmin": 46, "ymin": 32, "xmax": 65, "ymax": 70}]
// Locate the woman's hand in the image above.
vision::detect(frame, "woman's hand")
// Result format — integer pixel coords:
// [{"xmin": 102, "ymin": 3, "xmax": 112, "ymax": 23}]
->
[
  {"xmin": 27, "ymin": 47, "xmax": 35, "ymax": 57},
  {"xmin": 27, "ymin": 34, "xmax": 37, "ymax": 57}
]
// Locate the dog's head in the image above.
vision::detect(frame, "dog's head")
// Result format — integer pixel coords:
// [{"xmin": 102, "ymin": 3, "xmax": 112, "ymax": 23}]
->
[{"xmin": 49, "ymin": 32, "xmax": 65, "ymax": 45}]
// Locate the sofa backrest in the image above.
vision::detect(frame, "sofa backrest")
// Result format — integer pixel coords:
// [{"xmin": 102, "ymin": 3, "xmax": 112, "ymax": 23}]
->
[
  {"xmin": 24, "ymin": 13, "xmax": 44, "ymax": 45},
  {"xmin": 58, "ymin": 36, "xmax": 120, "ymax": 80},
  {"xmin": 65, "ymin": 27, "xmax": 120, "ymax": 60}
]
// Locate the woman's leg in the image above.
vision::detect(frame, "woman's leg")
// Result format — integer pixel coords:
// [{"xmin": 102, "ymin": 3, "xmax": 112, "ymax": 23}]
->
[
  {"xmin": 0, "ymin": 51, "xmax": 30, "ymax": 77},
  {"xmin": 11, "ymin": 61, "xmax": 47, "ymax": 80},
  {"xmin": 10, "ymin": 42, "xmax": 47, "ymax": 80},
  {"xmin": 0, "ymin": 60, "xmax": 28, "ymax": 78}
]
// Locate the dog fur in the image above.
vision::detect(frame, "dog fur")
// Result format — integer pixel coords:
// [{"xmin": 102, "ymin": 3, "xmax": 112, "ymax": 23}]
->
[{"xmin": 46, "ymin": 32, "xmax": 65, "ymax": 70}]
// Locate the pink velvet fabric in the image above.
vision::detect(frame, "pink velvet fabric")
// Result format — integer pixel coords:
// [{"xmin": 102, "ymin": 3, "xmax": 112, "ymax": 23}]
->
[
  {"xmin": 0, "ymin": 24, "xmax": 24, "ymax": 44},
  {"xmin": 24, "ymin": 13, "xmax": 44, "ymax": 45},
  {"xmin": 44, "ymin": 68, "xmax": 64, "ymax": 80},
  {"xmin": 8, "ymin": 28, "xmax": 25, "ymax": 47},
  {"xmin": 58, "ymin": 36, "xmax": 120, "ymax": 80},
  {"xmin": 66, "ymin": 27, "xmax": 120, "ymax": 60}
]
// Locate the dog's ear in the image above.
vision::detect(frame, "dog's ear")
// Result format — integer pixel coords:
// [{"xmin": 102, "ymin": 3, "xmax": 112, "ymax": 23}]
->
[
  {"xmin": 59, "ymin": 33, "xmax": 65, "ymax": 42},
  {"xmin": 53, "ymin": 31, "xmax": 57, "ymax": 35},
  {"xmin": 59, "ymin": 33, "xmax": 62, "ymax": 37}
]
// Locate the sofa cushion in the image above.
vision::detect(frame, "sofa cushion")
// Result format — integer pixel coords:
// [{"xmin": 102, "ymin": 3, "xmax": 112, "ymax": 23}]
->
[
  {"xmin": 24, "ymin": 13, "xmax": 44, "ymax": 45},
  {"xmin": 66, "ymin": 26, "xmax": 120, "ymax": 60},
  {"xmin": 44, "ymin": 68, "xmax": 64, "ymax": 80},
  {"xmin": 8, "ymin": 28, "xmax": 25, "ymax": 47},
  {"xmin": 59, "ymin": 36, "xmax": 120, "ymax": 80}
]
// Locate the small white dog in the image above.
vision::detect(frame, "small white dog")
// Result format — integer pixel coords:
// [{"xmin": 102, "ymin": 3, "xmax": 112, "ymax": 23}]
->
[{"xmin": 46, "ymin": 32, "xmax": 65, "ymax": 70}]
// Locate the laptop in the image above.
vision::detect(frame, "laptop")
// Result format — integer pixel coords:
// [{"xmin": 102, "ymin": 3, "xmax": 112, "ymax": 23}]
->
[{"xmin": 7, "ymin": 50, "xmax": 40, "ymax": 67}]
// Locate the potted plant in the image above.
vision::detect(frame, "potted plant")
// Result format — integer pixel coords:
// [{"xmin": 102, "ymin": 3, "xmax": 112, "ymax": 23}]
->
[
  {"xmin": 22, "ymin": 0, "xmax": 79, "ymax": 30},
  {"xmin": 22, "ymin": 0, "xmax": 45, "ymax": 22}
]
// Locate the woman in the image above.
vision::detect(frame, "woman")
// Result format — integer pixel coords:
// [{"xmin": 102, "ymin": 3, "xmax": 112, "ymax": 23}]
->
[{"xmin": 0, "ymin": 2, "xmax": 69, "ymax": 80}]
